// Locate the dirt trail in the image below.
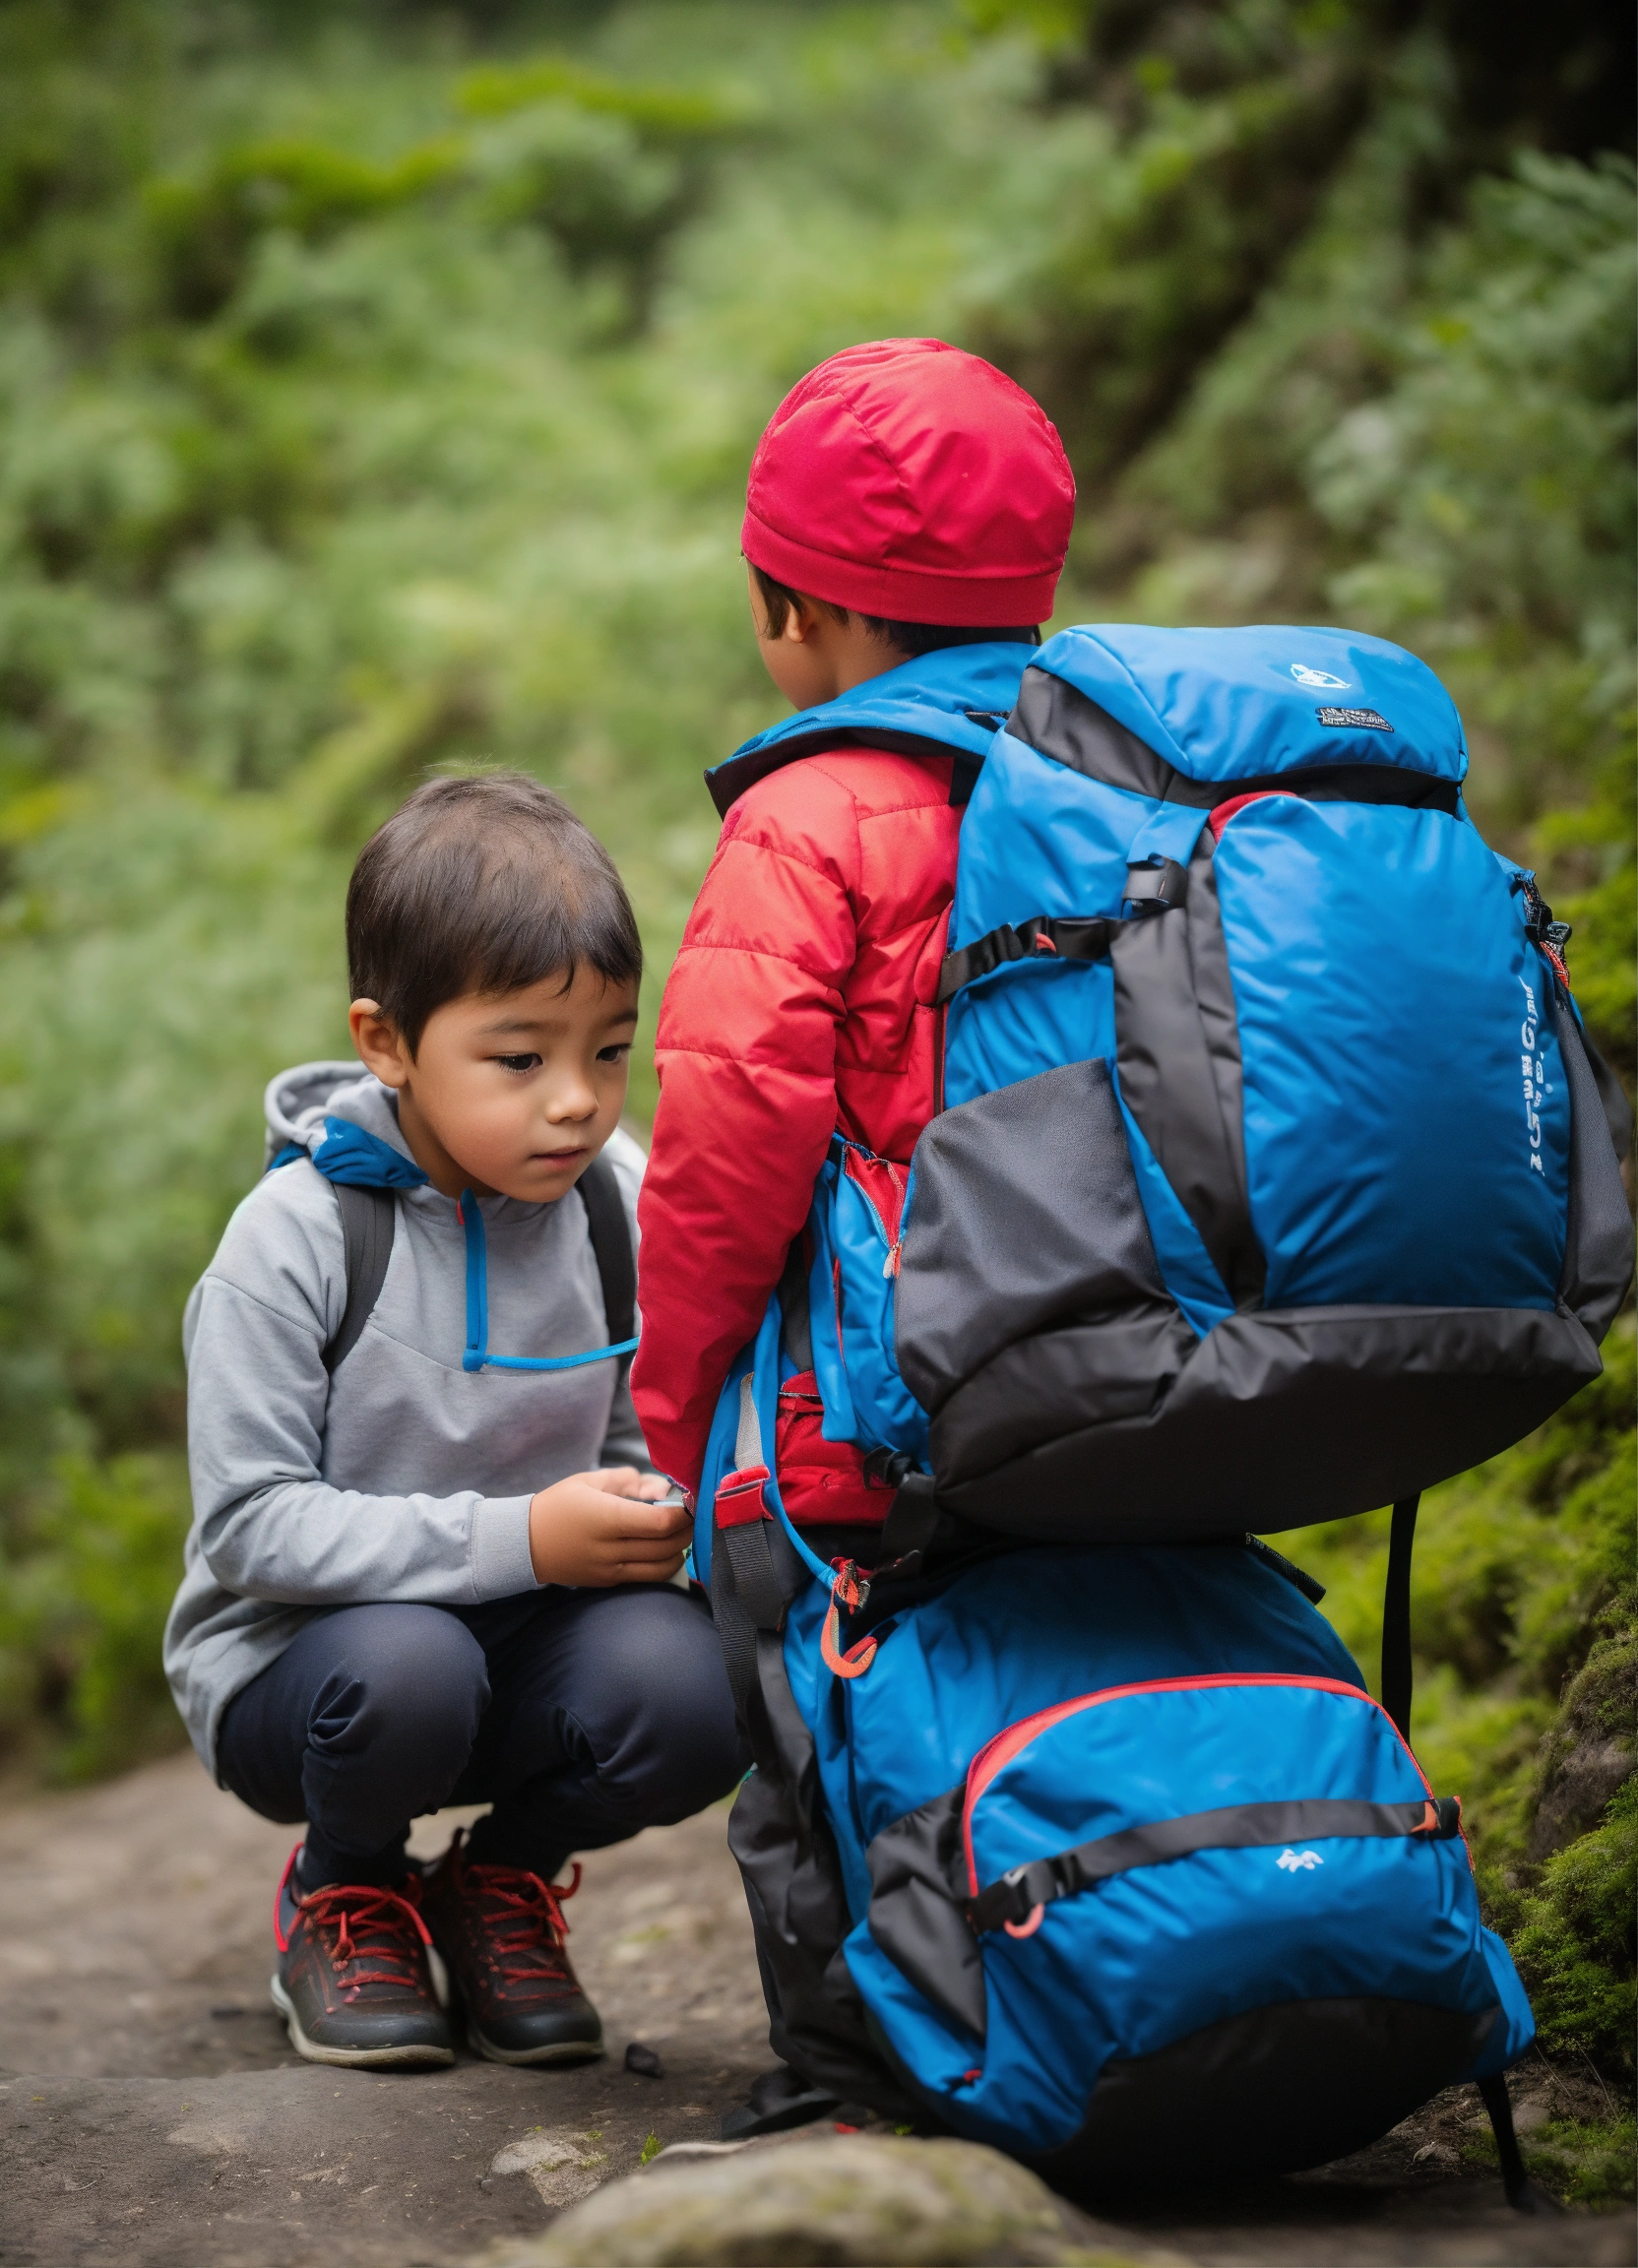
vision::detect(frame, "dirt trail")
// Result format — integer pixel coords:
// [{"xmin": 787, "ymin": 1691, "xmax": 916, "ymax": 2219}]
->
[{"xmin": 0, "ymin": 1752, "xmax": 1629, "ymax": 2267}]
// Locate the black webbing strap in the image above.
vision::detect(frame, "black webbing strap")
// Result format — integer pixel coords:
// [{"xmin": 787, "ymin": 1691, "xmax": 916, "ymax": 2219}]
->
[
  {"xmin": 967, "ymin": 1794, "xmax": 1463, "ymax": 1933},
  {"xmin": 324, "ymin": 1185, "xmax": 395, "ymax": 1374},
  {"xmin": 1242, "ymin": 1534, "xmax": 1327, "ymax": 1604},
  {"xmin": 1478, "ymin": 2074, "xmax": 1557, "ymax": 2214},
  {"xmin": 710, "ymin": 1508, "xmax": 801, "ymax": 1721},
  {"xmin": 875, "ymin": 1470, "xmax": 940, "ymax": 1579},
  {"xmin": 937, "ymin": 914, "xmax": 1118, "ymax": 1006},
  {"xmin": 1382, "ymin": 1493, "xmax": 1419, "ymax": 1742},
  {"xmin": 577, "ymin": 1156, "xmax": 637, "ymax": 1369},
  {"xmin": 707, "ymin": 1373, "xmax": 807, "ymax": 1719}
]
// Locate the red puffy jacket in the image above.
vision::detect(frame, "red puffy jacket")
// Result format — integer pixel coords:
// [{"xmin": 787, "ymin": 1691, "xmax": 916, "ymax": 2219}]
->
[{"xmin": 632, "ymin": 747, "xmax": 960, "ymax": 1493}]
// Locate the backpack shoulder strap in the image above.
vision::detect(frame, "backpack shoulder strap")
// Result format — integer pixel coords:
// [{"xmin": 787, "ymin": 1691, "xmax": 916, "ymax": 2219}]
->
[
  {"xmin": 323, "ymin": 1183, "xmax": 396, "ymax": 1375},
  {"xmin": 578, "ymin": 1157, "xmax": 636, "ymax": 1351}
]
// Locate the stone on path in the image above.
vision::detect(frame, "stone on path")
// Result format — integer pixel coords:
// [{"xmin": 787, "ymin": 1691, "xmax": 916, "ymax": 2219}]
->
[{"xmin": 487, "ymin": 2130, "xmax": 1182, "ymax": 2267}]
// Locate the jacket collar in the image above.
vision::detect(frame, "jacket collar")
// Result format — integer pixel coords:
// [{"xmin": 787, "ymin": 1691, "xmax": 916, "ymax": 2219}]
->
[{"xmin": 704, "ymin": 642, "xmax": 1034, "ymax": 818}]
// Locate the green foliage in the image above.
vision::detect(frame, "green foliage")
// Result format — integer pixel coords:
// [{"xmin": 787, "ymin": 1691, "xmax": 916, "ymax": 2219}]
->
[
  {"xmin": 0, "ymin": 1451, "xmax": 191, "ymax": 1781},
  {"xmin": 1279, "ymin": 1325, "xmax": 1636, "ymax": 1902},
  {"xmin": 0, "ymin": 8, "xmax": 1629, "ymax": 2164},
  {"xmin": 1513, "ymin": 1780, "xmax": 1637, "ymax": 2076},
  {"xmin": 1468, "ymin": 2112, "xmax": 1638, "ymax": 2212}
]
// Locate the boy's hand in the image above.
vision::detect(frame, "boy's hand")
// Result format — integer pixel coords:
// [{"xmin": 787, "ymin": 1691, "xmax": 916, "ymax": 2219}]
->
[{"xmin": 528, "ymin": 1467, "xmax": 690, "ymax": 1587}]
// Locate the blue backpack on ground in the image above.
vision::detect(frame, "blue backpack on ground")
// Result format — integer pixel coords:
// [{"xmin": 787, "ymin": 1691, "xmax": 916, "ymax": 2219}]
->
[
  {"xmin": 700, "ymin": 1447, "xmax": 1536, "ymax": 2193},
  {"xmin": 692, "ymin": 625, "xmax": 1625, "ymax": 2203}
]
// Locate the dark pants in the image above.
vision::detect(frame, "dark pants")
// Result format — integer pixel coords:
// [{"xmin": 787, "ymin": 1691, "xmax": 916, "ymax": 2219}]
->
[{"xmin": 217, "ymin": 1586, "xmax": 746, "ymax": 1887}]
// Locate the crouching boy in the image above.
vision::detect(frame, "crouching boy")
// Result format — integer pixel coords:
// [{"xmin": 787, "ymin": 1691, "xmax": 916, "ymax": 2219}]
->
[{"xmin": 164, "ymin": 774, "xmax": 743, "ymax": 2070}]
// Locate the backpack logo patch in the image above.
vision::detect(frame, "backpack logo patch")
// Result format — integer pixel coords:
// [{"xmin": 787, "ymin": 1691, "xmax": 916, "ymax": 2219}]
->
[
  {"xmin": 1316, "ymin": 706, "xmax": 1394, "ymax": 731},
  {"xmin": 1276, "ymin": 1848, "xmax": 1324, "ymax": 1872},
  {"xmin": 1290, "ymin": 662, "xmax": 1351, "ymax": 689},
  {"xmin": 1519, "ymin": 977, "xmax": 1545, "ymax": 1174}
]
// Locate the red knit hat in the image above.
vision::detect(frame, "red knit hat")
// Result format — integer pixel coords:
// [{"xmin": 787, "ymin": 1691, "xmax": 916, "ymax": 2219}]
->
[{"xmin": 742, "ymin": 338, "xmax": 1075, "ymax": 628}]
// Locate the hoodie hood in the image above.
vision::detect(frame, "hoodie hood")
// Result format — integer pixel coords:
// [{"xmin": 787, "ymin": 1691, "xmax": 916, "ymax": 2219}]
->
[{"xmin": 264, "ymin": 1061, "xmax": 428, "ymax": 1191}]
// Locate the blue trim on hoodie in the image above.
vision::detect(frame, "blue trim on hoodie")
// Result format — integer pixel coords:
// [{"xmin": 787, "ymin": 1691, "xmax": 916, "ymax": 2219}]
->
[
  {"xmin": 458, "ymin": 1191, "xmax": 639, "ymax": 1374},
  {"xmin": 274, "ymin": 1117, "xmax": 635, "ymax": 1373}
]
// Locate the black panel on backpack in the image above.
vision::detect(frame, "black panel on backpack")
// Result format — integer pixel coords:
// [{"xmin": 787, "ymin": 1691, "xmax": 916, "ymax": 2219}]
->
[
  {"xmin": 863, "ymin": 1785, "xmax": 987, "ymax": 2042},
  {"xmin": 894, "ymin": 1057, "xmax": 1195, "ymax": 1431},
  {"xmin": 926, "ymin": 1300, "xmax": 1601, "ymax": 1540},
  {"xmin": 1111, "ymin": 831, "xmax": 1265, "ymax": 1311},
  {"xmin": 1031, "ymin": 1995, "xmax": 1497, "ymax": 2198},
  {"xmin": 727, "ymin": 1630, "xmax": 912, "ymax": 2115}
]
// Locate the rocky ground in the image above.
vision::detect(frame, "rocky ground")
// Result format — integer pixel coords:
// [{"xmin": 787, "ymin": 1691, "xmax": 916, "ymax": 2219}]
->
[{"xmin": 0, "ymin": 1752, "xmax": 1630, "ymax": 2268}]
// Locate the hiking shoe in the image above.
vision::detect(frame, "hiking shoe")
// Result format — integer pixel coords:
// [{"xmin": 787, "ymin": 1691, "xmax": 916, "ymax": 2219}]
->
[
  {"xmin": 270, "ymin": 1846, "xmax": 455, "ymax": 2069},
  {"xmin": 422, "ymin": 1832, "xmax": 603, "ymax": 2065}
]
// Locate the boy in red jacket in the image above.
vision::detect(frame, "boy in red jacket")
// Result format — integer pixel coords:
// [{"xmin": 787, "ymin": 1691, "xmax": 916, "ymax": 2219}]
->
[{"xmin": 632, "ymin": 339, "xmax": 1074, "ymax": 1498}]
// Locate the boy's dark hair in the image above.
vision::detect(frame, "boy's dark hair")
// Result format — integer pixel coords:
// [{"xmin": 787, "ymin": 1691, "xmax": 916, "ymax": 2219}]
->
[
  {"xmin": 749, "ymin": 563, "xmax": 1042, "ymax": 658},
  {"xmin": 346, "ymin": 773, "xmax": 642, "ymax": 1055}
]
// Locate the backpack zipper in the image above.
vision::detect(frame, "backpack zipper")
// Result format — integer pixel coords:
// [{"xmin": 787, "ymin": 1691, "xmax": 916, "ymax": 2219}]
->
[{"xmin": 960, "ymin": 1672, "xmax": 1436, "ymax": 1898}]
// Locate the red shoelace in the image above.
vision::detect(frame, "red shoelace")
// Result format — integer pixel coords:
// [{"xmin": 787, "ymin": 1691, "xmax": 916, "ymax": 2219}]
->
[
  {"xmin": 295, "ymin": 1879, "xmax": 435, "ymax": 1999},
  {"xmin": 459, "ymin": 1857, "xmax": 584, "ymax": 1990}
]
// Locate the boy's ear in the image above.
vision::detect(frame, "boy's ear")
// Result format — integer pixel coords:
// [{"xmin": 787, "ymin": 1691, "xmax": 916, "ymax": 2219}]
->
[
  {"xmin": 349, "ymin": 1000, "xmax": 411, "ymax": 1088},
  {"xmin": 778, "ymin": 594, "xmax": 815, "ymax": 644}
]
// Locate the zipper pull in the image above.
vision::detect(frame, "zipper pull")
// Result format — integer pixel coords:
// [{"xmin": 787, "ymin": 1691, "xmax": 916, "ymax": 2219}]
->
[
  {"xmin": 882, "ymin": 1239, "xmax": 901, "ymax": 1279},
  {"xmin": 1513, "ymin": 871, "xmax": 1573, "ymax": 990}
]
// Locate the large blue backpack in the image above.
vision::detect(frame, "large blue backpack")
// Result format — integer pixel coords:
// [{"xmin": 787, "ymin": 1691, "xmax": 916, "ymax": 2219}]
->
[{"xmin": 693, "ymin": 625, "xmax": 1628, "ymax": 2199}]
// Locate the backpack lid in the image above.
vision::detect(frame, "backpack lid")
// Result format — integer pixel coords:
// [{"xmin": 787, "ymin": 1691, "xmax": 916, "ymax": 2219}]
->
[
  {"xmin": 1030, "ymin": 624, "xmax": 1468, "ymax": 788},
  {"xmin": 705, "ymin": 642, "xmax": 1034, "ymax": 817}
]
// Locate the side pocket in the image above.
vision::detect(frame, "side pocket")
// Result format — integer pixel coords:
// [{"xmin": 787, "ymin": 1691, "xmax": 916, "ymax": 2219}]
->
[
  {"xmin": 1554, "ymin": 992, "xmax": 1635, "ymax": 1341},
  {"xmin": 775, "ymin": 1371, "xmax": 894, "ymax": 1527},
  {"xmin": 895, "ymin": 1057, "xmax": 1186, "ymax": 1423},
  {"xmin": 728, "ymin": 1631, "xmax": 911, "ymax": 2111},
  {"xmin": 864, "ymin": 1784, "xmax": 987, "ymax": 2042}
]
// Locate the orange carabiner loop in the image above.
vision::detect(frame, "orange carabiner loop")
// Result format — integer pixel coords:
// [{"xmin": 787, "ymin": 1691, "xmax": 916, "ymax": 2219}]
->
[
  {"xmin": 1003, "ymin": 1903, "xmax": 1046, "ymax": 1940},
  {"xmin": 820, "ymin": 1597, "xmax": 878, "ymax": 1679}
]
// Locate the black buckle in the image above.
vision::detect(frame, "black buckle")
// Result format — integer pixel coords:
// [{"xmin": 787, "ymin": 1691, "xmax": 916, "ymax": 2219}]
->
[{"xmin": 1123, "ymin": 857, "xmax": 1187, "ymax": 917}]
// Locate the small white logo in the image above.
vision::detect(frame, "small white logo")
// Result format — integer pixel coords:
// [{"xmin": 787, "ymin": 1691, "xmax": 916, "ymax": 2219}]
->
[
  {"xmin": 1276, "ymin": 1848, "xmax": 1324, "ymax": 1872},
  {"xmin": 1290, "ymin": 662, "xmax": 1351, "ymax": 689},
  {"xmin": 1519, "ymin": 976, "xmax": 1545, "ymax": 1175}
]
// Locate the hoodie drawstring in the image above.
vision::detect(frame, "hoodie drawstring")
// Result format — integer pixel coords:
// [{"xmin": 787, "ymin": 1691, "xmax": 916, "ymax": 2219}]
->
[{"xmin": 458, "ymin": 1191, "xmax": 639, "ymax": 1375}]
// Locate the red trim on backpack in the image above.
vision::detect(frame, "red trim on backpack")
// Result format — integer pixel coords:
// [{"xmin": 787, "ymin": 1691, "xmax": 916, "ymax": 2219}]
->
[
  {"xmin": 842, "ymin": 1146, "xmax": 910, "ymax": 1250},
  {"xmin": 1208, "ymin": 788, "xmax": 1286, "ymax": 840},
  {"xmin": 960, "ymin": 1673, "xmax": 1440, "ymax": 1897},
  {"xmin": 715, "ymin": 1465, "xmax": 773, "ymax": 1527}
]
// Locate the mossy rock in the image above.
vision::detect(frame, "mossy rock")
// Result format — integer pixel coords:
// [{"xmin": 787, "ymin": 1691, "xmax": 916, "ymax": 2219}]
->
[
  {"xmin": 1514, "ymin": 1778, "xmax": 1638, "ymax": 2080},
  {"xmin": 1529, "ymin": 1629, "xmax": 1637, "ymax": 1862},
  {"xmin": 489, "ymin": 2133, "xmax": 1184, "ymax": 2267}
]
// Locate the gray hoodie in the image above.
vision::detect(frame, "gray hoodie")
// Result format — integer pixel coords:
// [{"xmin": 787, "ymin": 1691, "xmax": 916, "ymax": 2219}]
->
[{"xmin": 163, "ymin": 1061, "xmax": 648, "ymax": 1776}]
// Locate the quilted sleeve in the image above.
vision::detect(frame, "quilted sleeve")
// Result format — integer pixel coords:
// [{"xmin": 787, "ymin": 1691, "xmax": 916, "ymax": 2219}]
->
[{"xmin": 632, "ymin": 765, "xmax": 862, "ymax": 1492}]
